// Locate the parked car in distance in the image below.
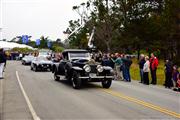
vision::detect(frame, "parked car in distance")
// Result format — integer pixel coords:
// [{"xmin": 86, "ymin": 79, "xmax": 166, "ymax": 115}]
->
[
  {"xmin": 31, "ymin": 56, "xmax": 52, "ymax": 72},
  {"xmin": 22, "ymin": 55, "xmax": 35, "ymax": 65},
  {"xmin": 52, "ymin": 49, "xmax": 114, "ymax": 89}
]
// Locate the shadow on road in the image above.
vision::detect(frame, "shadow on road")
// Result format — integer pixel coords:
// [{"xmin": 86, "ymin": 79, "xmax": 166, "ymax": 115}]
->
[{"xmin": 54, "ymin": 79, "xmax": 102, "ymax": 90}]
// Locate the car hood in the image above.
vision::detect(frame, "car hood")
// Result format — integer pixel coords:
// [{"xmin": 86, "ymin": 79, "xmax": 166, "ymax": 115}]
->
[
  {"xmin": 23, "ymin": 58, "xmax": 34, "ymax": 61},
  {"xmin": 72, "ymin": 59, "xmax": 100, "ymax": 68},
  {"xmin": 35, "ymin": 60, "xmax": 52, "ymax": 64}
]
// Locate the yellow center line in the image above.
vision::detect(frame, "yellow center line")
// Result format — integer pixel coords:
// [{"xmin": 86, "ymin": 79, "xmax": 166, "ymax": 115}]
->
[{"xmin": 102, "ymin": 89, "xmax": 180, "ymax": 119}]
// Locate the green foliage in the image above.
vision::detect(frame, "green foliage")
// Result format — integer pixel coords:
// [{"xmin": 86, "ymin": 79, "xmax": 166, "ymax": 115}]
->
[
  {"xmin": 66, "ymin": 0, "xmax": 179, "ymax": 63},
  {"xmin": 11, "ymin": 47, "xmax": 34, "ymax": 53},
  {"xmin": 51, "ymin": 45, "xmax": 64, "ymax": 52},
  {"xmin": 64, "ymin": 20, "xmax": 89, "ymax": 49}
]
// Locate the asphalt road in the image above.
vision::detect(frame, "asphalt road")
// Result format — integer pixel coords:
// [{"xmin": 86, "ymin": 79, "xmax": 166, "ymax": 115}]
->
[{"xmin": 1, "ymin": 61, "xmax": 180, "ymax": 120}]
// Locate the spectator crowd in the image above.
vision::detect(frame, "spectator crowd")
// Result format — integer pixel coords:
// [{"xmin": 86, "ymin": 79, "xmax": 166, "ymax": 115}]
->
[
  {"xmin": 138, "ymin": 53, "xmax": 180, "ymax": 91},
  {"xmin": 91, "ymin": 52, "xmax": 179, "ymax": 91}
]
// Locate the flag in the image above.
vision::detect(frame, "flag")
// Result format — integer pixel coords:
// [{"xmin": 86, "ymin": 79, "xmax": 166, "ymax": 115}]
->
[
  {"xmin": 36, "ymin": 39, "xmax": 41, "ymax": 46},
  {"xmin": 47, "ymin": 41, "xmax": 52, "ymax": 48},
  {"xmin": 22, "ymin": 35, "xmax": 29, "ymax": 44},
  {"xmin": 25, "ymin": 35, "xmax": 29, "ymax": 44}
]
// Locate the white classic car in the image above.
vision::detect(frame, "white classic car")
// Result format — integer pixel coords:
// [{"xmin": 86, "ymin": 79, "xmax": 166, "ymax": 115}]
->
[
  {"xmin": 22, "ymin": 55, "xmax": 35, "ymax": 65},
  {"xmin": 31, "ymin": 56, "xmax": 52, "ymax": 72}
]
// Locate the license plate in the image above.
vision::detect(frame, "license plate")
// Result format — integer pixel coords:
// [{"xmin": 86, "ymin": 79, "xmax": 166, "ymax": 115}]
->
[{"xmin": 89, "ymin": 73, "xmax": 96, "ymax": 77}]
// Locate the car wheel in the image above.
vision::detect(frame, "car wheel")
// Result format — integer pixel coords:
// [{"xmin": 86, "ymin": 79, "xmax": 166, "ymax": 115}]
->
[
  {"xmin": 102, "ymin": 79, "xmax": 112, "ymax": 89},
  {"xmin": 54, "ymin": 70, "xmax": 60, "ymax": 81},
  {"xmin": 65, "ymin": 70, "xmax": 72, "ymax": 82},
  {"xmin": 34, "ymin": 65, "xmax": 38, "ymax": 72},
  {"xmin": 72, "ymin": 71, "xmax": 82, "ymax": 89},
  {"xmin": 31, "ymin": 66, "xmax": 33, "ymax": 70}
]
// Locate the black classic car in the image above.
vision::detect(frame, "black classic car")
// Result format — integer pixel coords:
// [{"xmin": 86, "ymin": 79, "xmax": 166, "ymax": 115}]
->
[{"xmin": 52, "ymin": 49, "xmax": 114, "ymax": 89}]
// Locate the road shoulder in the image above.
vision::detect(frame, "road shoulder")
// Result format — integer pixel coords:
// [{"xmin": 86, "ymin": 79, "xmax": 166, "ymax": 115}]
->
[
  {"xmin": 2, "ymin": 61, "xmax": 32, "ymax": 120},
  {"xmin": 0, "ymin": 77, "xmax": 3, "ymax": 120}
]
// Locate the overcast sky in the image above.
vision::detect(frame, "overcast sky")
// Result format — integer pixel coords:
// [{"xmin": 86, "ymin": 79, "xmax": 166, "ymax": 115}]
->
[{"xmin": 1, "ymin": 0, "xmax": 87, "ymax": 41}]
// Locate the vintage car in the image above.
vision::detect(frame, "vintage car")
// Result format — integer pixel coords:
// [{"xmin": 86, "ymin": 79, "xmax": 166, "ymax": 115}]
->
[
  {"xmin": 52, "ymin": 49, "xmax": 114, "ymax": 89},
  {"xmin": 22, "ymin": 55, "xmax": 35, "ymax": 65},
  {"xmin": 31, "ymin": 56, "xmax": 52, "ymax": 71}
]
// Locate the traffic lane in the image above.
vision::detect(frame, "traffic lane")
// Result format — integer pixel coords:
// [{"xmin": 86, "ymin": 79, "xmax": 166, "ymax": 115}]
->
[
  {"xmin": 18, "ymin": 72, "xmax": 174, "ymax": 120},
  {"xmin": 16, "ymin": 62, "xmax": 178, "ymax": 119},
  {"xmin": 21, "ymin": 62, "xmax": 179, "ymax": 114},
  {"xmin": 110, "ymin": 80, "xmax": 180, "ymax": 114},
  {"xmin": 3, "ymin": 61, "xmax": 32, "ymax": 120}
]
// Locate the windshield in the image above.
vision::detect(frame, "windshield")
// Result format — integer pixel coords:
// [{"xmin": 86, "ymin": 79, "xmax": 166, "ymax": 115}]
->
[
  {"xmin": 39, "ymin": 52, "xmax": 49, "ymax": 56},
  {"xmin": 36, "ymin": 57, "xmax": 49, "ymax": 61},
  {"xmin": 69, "ymin": 52, "xmax": 90, "ymax": 60},
  {"xmin": 25, "ymin": 56, "xmax": 34, "ymax": 59}
]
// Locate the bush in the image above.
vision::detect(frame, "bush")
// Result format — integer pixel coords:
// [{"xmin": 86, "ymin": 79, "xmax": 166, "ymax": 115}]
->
[
  {"xmin": 11, "ymin": 47, "xmax": 34, "ymax": 53},
  {"xmin": 51, "ymin": 46, "xmax": 64, "ymax": 52}
]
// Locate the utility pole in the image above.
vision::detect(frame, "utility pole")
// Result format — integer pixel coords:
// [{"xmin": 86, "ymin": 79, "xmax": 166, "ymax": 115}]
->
[{"xmin": 0, "ymin": 0, "xmax": 3, "ymax": 40}]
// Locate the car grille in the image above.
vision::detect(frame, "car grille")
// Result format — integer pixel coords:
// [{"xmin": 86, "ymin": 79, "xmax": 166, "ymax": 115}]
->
[
  {"xmin": 90, "ymin": 65, "xmax": 97, "ymax": 73},
  {"xmin": 42, "ymin": 64, "xmax": 50, "ymax": 67}
]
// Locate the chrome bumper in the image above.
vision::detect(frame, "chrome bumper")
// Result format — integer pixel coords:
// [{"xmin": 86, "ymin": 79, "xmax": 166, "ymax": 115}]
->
[{"xmin": 79, "ymin": 76, "xmax": 114, "ymax": 79}]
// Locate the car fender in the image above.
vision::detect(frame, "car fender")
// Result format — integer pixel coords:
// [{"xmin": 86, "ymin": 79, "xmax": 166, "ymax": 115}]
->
[
  {"xmin": 52, "ymin": 64, "xmax": 56, "ymax": 73},
  {"xmin": 72, "ymin": 66, "xmax": 83, "ymax": 71},
  {"xmin": 52, "ymin": 63, "xmax": 60, "ymax": 73},
  {"xmin": 103, "ymin": 66, "xmax": 113, "ymax": 71}
]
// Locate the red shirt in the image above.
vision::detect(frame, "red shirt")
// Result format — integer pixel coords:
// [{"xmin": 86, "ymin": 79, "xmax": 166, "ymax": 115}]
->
[{"xmin": 150, "ymin": 57, "xmax": 158, "ymax": 70}]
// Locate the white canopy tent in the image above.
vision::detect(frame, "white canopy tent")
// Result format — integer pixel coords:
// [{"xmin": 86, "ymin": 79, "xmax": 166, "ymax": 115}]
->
[{"xmin": 0, "ymin": 41, "xmax": 34, "ymax": 50}]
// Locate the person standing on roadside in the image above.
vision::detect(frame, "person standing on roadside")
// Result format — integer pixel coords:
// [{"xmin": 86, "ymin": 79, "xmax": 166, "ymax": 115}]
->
[
  {"xmin": 3, "ymin": 50, "xmax": 7, "ymax": 70},
  {"xmin": 143, "ymin": 56, "xmax": 150, "ymax": 85},
  {"xmin": 111, "ymin": 53, "xmax": 123, "ymax": 80},
  {"xmin": 122, "ymin": 56, "xmax": 132, "ymax": 82},
  {"xmin": 102, "ymin": 54, "xmax": 114, "ymax": 68},
  {"xmin": 139, "ymin": 54, "xmax": 146, "ymax": 83},
  {"xmin": 176, "ymin": 74, "xmax": 180, "ymax": 91},
  {"xmin": 110, "ymin": 53, "xmax": 117, "ymax": 80},
  {"xmin": 172, "ymin": 65, "xmax": 179, "ymax": 89},
  {"xmin": 150, "ymin": 53, "xmax": 159, "ymax": 85},
  {"xmin": 0, "ymin": 48, "xmax": 6, "ymax": 79},
  {"xmin": 109, "ymin": 54, "xmax": 115, "ymax": 69},
  {"xmin": 164, "ymin": 60, "xmax": 173, "ymax": 88}
]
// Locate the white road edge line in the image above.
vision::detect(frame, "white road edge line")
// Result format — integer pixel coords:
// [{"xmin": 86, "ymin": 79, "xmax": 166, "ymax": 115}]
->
[
  {"xmin": 0, "ymin": 75, "xmax": 3, "ymax": 120},
  {"xmin": 16, "ymin": 71, "xmax": 41, "ymax": 120}
]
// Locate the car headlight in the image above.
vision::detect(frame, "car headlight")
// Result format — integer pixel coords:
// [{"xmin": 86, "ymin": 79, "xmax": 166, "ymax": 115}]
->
[
  {"xmin": 83, "ymin": 65, "xmax": 91, "ymax": 72},
  {"xmin": 97, "ymin": 65, "xmax": 104, "ymax": 73},
  {"xmin": 110, "ymin": 69, "xmax": 114, "ymax": 73}
]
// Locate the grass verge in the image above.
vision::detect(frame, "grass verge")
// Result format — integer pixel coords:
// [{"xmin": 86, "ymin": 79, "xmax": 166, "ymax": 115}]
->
[{"xmin": 130, "ymin": 59, "xmax": 165, "ymax": 85}]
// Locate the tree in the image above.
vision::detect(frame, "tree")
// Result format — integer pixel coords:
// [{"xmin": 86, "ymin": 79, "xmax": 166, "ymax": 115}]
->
[{"xmin": 65, "ymin": 0, "xmax": 179, "ymax": 64}]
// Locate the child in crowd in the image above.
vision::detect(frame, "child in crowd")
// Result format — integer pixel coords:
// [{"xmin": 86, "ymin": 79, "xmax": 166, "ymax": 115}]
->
[
  {"xmin": 172, "ymin": 65, "xmax": 179, "ymax": 90},
  {"xmin": 174, "ymin": 73, "xmax": 180, "ymax": 92}
]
